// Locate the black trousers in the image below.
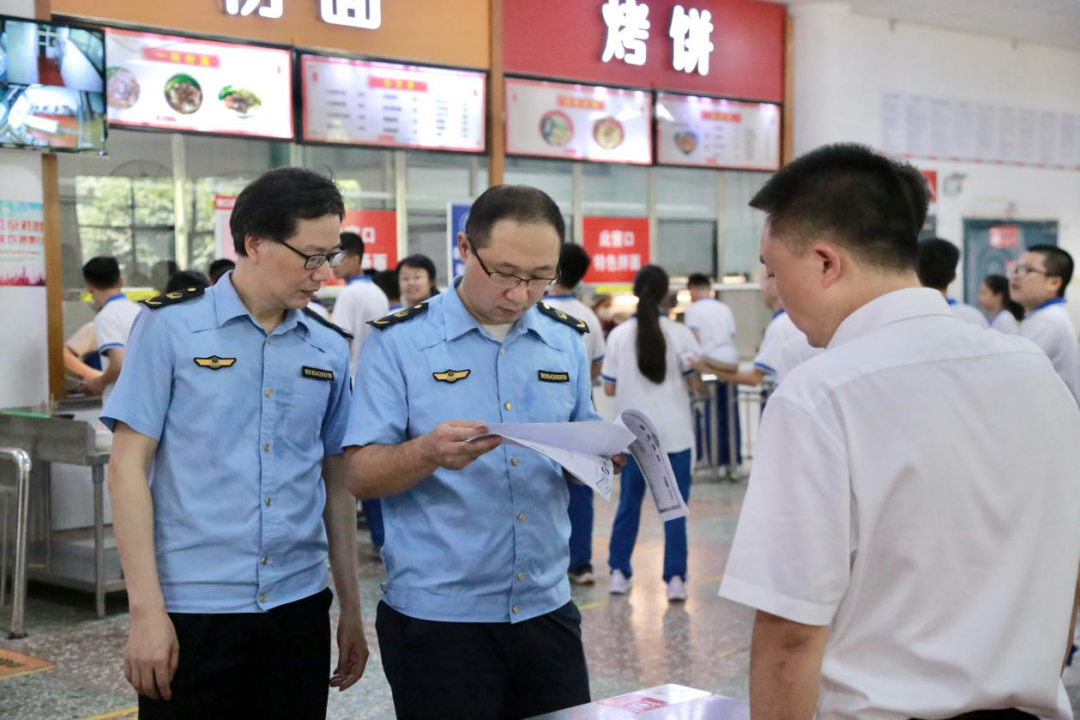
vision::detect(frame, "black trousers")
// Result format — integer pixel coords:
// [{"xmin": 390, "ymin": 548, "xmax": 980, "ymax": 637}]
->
[
  {"xmin": 376, "ymin": 600, "xmax": 591, "ymax": 719},
  {"xmin": 139, "ymin": 588, "xmax": 333, "ymax": 719}
]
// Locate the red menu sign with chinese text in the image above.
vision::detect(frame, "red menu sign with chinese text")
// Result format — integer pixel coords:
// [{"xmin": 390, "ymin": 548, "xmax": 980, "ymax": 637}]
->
[
  {"xmin": 342, "ymin": 210, "xmax": 398, "ymax": 272},
  {"xmin": 582, "ymin": 217, "xmax": 650, "ymax": 283}
]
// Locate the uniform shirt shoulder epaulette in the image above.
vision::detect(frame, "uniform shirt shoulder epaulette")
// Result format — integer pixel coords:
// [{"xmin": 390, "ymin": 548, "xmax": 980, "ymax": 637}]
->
[
  {"xmin": 303, "ymin": 307, "xmax": 354, "ymax": 340},
  {"xmin": 141, "ymin": 286, "xmax": 205, "ymax": 309},
  {"xmin": 537, "ymin": 301, "xmax": 589, "ymax": 334},
  {"xmin": 369, "ymin": 302, "xmax": 429, "ymax": 330}
]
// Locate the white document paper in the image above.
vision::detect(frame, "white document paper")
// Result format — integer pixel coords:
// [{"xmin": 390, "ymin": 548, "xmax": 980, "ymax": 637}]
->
[
  {"xmin": 477, "ymin": 415, "xmax": 689, "ymax": 522},
  {"xmin": 616, "ymin": 410, "xmax": 690, "ymax": 522}
]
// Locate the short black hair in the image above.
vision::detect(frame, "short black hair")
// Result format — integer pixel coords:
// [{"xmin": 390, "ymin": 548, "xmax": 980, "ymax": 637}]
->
[
  {"xmin": 230, "ymin": 167, "xmax": 345, "ymax": 256},
  {"xmin": 916, "ymin": 238, "xmax": 960, "ymax": 291},
  {"xmin": 687, "ymin": 273, "xmax": 712, "ymax": 289},
  {"xmin": 82, "ymin": 256, "xmax": 121, "ymax": 289},
  {"xmin": 165, "ymin": 270, "xmax": 210, "ymax": 294},
  {"xmin": 398, "ymin": 254, "xmax": 437, "ymax": 284},
  {"xmin": 750, "ymin": 143, "xmax": 919, "ymax": 272},
  {"xmin": 1029, "ymin": 245, "xmax": 1074, "ymax": 298},
  {"xmin": 208, "ymin": 258, "xmax": 236, "ymax": 284},
  {"xmin": 339, "ymin": 231, "xmax": 364, "ymax": 259},
  {"xmin": 896, "ymin": 164, "xmax": 931, "ymax": 233},
  {"xmin": 372, "ymin": 270, "xmax": 400, "ymax": 302},
  {"xmin": 465, "ymin": 185, "xmax": 565, "ymax": 248},
  {"xmin": 557, "ymin": 243, "xmax": 591, "ymax": 289}
]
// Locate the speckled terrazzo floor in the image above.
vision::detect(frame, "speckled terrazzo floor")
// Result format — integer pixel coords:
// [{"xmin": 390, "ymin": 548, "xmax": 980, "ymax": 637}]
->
[{"xmin": 3, "ymin": 477, "xmax": 1080, "ymax": 719}]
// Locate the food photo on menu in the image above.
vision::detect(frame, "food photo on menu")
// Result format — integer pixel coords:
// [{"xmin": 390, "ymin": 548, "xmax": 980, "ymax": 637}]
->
[{"xmin": 104, "ymin": 28, "xmax": 292, "ymax": 139}]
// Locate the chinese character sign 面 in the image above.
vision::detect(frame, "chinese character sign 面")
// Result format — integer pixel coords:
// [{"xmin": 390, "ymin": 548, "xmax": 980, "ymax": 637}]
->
[
  {"xmin": 342, "ymin": 210, "xmax": 398, "ymax": 272},
  {"xmin": 582, "ymin": 217, "xmax": 650, "ymax": 284},
  {"xmin": 0, "ymin": 200, "xmax": 46, "ymax": 286}
]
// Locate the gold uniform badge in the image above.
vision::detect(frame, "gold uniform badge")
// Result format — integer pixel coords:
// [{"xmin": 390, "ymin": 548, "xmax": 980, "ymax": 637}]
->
[
  {"xmin": 193, "ymin": 356, "xmax": 237, "ymax": 370},
  {"xmin": 433, "ymin": 369, "xmax": 471, "ymax": 384}
]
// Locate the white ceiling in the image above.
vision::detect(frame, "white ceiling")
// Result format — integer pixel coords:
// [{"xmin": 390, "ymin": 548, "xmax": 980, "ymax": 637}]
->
[{"xmin": 773, "ymin": 0, "xmax": 1080, "ymax": 52}]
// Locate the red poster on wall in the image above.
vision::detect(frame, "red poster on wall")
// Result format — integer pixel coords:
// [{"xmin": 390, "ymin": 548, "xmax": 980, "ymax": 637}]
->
[
  {"xmin": 341, "ymin": 210, "xmax": 398, "ymax": 272},
  {"xmin": 582, "ymin": 217, "xmax": 650, "ymax": 284}
]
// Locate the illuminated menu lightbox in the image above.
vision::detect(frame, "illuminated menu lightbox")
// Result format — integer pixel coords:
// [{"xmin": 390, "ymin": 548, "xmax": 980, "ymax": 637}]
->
[
  {"xmin": 104, "ymin": 28, "xmax": 294, "ymax": 139},
  {"xmin": 505, "ymin": 77, "xmax": 652, "ymax": 165},
  {"xmin": 656, "ymin": 92, "xmax": 781, "ymax": 171},
  {"xmin": 301, "ymin": 54, "xmax": 486, "ymax": 153}
]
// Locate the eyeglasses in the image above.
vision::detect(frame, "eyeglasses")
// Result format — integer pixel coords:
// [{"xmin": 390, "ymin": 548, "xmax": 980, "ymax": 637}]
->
[
  {"xmin": 468, "ymin": 239, "xmax": 559, "ymax": 291},
  {"xmin": 280, "ymin": 240, "xmax": 347, "ymax": 271},
  {"xmin": 1009, "ymin": 265, "xmax": 1049, "ymax": 279}
]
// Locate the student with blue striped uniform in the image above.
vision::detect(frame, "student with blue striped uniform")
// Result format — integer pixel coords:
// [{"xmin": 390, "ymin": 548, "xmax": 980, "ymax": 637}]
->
[{"xmin": 602, "ymin": 265, "xmax": 704, "ymax": 602}]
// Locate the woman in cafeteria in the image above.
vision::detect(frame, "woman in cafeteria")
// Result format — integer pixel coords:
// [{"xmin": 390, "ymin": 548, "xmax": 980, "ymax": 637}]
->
[
  {"xmin": 397, "ymin": 253, "xmax": 440, "ymax": 308},
  {"xmin": 602, "ymin": 265, "xmax": 704, "ymax": 603},
  {"xmin": 978, "ymin": 273, "xmax": 1024, "ymax": 334}
]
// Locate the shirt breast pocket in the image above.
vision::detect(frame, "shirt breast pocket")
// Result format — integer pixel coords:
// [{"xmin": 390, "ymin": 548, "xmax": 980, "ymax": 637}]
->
[
  {"xmin": 526, "ymin": 376, "xmax": 578, "ymax": 424},
  {"xmin": 287, "ymin": 375, "xmax": 332, "ymax": 451}
]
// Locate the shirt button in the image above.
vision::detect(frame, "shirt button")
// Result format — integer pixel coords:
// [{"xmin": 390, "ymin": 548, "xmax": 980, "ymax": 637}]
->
[
  {"xmin": 504, "ymin": 402, "xmax": 513, "ymax": 411},
  {"xmin": 266, "ymin": 336, "xmax": 273, "ymax": 344},
  {"xmin": 512, "ymin": 605, "xmax": 520, "ymax": 615},
  {"xmin": 517, "ymin": 513, "xmax": 526, "ymax": 522},
  {"xmin": 265, "ymin": 497, "xmax": 272, "ymax": 507},
  {"xmin": 499, "ymin": 347, "xmax": 506, "ymax": 355},
  {"xmin": 263, "ymin": 443, "xmax": 271, "ymax": 453},
  {"xmin": 265, "ymin": 389, "xmax": 272, "ymax": 398},
  {"xmin": 517, "ymin": 571, "xmax": 526, "ymax": 581},
  {"xmin": 511, "ymin": 457, "xmax": 520, "ymax": 467},
  {"xmin": 261, "ymin": 556, "xmax": 269, "ymax": 565},
  {"xmin": 259, "ymin": 593, "xmax": 267, "ymax": 603}
]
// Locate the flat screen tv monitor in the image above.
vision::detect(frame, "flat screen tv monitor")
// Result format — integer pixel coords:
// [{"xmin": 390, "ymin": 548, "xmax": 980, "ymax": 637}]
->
[{"xmin": 0, "ymin": 15, "xmax": 107, "ymax": 153}]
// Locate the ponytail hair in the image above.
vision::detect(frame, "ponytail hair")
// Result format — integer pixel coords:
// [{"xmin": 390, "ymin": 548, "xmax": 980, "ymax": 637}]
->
[
  {"xmin": 633, "ymin": 265, "xmax": 669, "ymax": 384},
  {"xmin": 983, "ymin": 273, "xmax": 1024, "ymax": 322}
]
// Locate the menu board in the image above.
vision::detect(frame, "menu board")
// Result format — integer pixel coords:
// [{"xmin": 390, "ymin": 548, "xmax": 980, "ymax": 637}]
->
[
  {"xmin": 104, "ymin": 28, "xmax": 293, "ymax": 139},
  {"xmin": 656, "ymin": 93, "xmax": 781, "ymax": 171},
  {"xmin": 302, "ymin": 54, "xmax": 486, "ymax": 152},
  {"xmin": 881, "ymin": 92, "xmax": 1080, "ymax": 171},
  {"xmin": 505, "ymin": 77, "xmax": 652, "ymax": 165}
]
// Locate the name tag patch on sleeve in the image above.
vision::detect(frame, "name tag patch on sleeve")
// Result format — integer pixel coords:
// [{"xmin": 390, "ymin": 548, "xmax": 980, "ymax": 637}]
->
[
  {"xmin": 302, "ymin": 366, "xmax": 335, "ymax": 382},
  {"xmin": 538, "ymin": 370, "xmax": 570, "ymax": 383}
]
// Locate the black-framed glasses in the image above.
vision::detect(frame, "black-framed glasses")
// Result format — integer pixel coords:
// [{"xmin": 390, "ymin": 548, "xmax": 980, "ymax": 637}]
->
[
  {"xmin": 1009, "ymin": 265, "xmax": 1049, "ymax": 279},
  {"xmin": 468, "ymin": 238, "xmax": 559, "ymax": 291},
  {"xmin": 280, "ymin": 240, "xmax": 347, "ymax": 271}
]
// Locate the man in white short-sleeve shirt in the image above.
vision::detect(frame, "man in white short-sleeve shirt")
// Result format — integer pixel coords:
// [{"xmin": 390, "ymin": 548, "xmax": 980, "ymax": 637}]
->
[
  {"xmin": 1010, "ymin": 245, "xmax": 1080, "ymax": 405},
  {"xmin": 545, "ymin": 243, "xmax": 606, "ymax": 586},
  {"xmin": 81, "ymin": 256, "xmax": 142, "ymax": 397},
  {"xmin": 330, "ymin": 231, "xmax": 390, "ymax": 379},
  {"xmin": 718, "ymin": 144, "xmax": 1080, "ymax": 719},
  {"xmin": 684, "ymin": 274, "xmax": 737, "ymax": 365},
  {"xmin": 916, "ymin": 237, "xmax": 989, "ymax": 328}
]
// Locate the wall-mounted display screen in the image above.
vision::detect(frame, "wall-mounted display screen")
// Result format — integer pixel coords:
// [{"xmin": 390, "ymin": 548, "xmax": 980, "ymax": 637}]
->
[
  {"xmin": 104, "ymin": 28, "xmax": 293, "ymax": 140},
  {"xmin": 505, "ymin": 77, "xmax": 652, "ymax": 165},
  {"xmin": 0, "ymin": 16, "xmax": 106, "ymax": 152},
  {"xmin": 655, "ymin": 93, "xmax": 781, "ymax": 171},
  {"xmin": 301, "ymin": 54, "xmax": 486, "ymax": 153}
]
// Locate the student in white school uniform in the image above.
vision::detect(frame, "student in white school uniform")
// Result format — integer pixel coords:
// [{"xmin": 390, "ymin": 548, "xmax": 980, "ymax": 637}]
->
[
  {"xmin": 80, "ymin": 257, "xmax": 142, "ymax": 398},
  {"xmin": 702, "ymin": 274, "xmax": 803, "ymax": 387},
  {"xmin": 602, "ymin": 265, "xmax": 705, "ymax": 602},
  {"xmin": 684, "ymin": 273, "xmax": 737, "ymax": 364},
  {"xmin": 331, "ymin": 231, "xmax": 390, "ymax": 379},
  {"xmin": 545, "ymin": 243, "xmax": 606, "ymax": 586},
  {"xmin": 916, "ymin": 237, "xmax": 990, "ymax": 328},
  {"xmin": 978, "ymin": 273, "xmax": 1023, "ymax": 335},
  {"xmin": 718, "ymin": 143, "xmax": 1080, "ymax": 719},
  {"xmin": 1010, "ymin": 245, "xmax": 1080, "ymax": 405}
]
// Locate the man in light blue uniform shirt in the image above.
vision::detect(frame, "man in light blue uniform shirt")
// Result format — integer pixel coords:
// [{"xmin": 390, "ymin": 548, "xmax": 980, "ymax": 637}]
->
[
  {"xmin": 345, "ymin": 185, "xmax": 615, "ymax": 719},
  {"xmin": 102, "ymin": 168, "xmax": 368, "ymax": 718}
]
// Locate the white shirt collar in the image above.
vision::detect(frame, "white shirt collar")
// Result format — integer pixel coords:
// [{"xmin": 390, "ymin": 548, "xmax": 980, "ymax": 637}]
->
[{"xmin": 827, "ymin": 287, "xmax": 951, "ymax": 350}]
